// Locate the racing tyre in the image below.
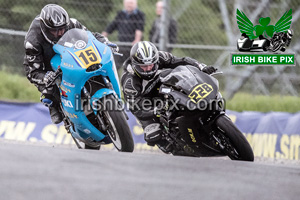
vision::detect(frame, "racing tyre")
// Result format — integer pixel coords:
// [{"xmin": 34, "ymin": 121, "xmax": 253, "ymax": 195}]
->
[
  {"xmin": 214, "ymin": 115, "xmax": 254, "ymax": 161},
  {"xmin": 84, "ymin": 144, "xmax": 101, "ymax": 150},
  {"xmin": 100, "ymin": 95, "xmax": 134, "ymax": 152}
]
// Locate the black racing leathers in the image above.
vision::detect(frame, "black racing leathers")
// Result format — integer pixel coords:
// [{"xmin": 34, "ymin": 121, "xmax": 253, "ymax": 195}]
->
[
  {"xmin": 121, "ymin": 51, "xmax": 203, "ymax": 122},
  {"xmin": 23, "ymin": 16, "xmax": 108, "ymax": 94}
]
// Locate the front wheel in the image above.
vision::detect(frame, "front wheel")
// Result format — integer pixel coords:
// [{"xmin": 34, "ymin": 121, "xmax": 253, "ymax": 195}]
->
[
  {"xmin": 100, "ymin": 95, "xmax": 134, "ymax": 152},
  {"xmin": 214, "ymin": 115, "xmax": 254, "ymax": 161}
]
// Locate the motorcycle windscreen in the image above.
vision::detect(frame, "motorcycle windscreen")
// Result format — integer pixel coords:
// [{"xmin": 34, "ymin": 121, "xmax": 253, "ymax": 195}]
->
[
  {"xmin": 57, "ymin": 28, "xmax": 89, "ymax": 49},
  {"xmin": 159, "ymin": 65, "xmax": 219, "ymax": 102},
  {"xmin": 56, "ymin": 29, "xmax": 103, "ymax": 69}
]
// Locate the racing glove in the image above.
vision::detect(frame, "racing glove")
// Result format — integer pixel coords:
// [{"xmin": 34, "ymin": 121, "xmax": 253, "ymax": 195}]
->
[
  {"xmin": 202, "ymin": 66, "xmax": 218, "ymax": 75},
  {"xmin": 43, "ymin": 71, "xmax": 57, "ymax": 87},
  {"xmin": 106, "ymin": 42, "xmax": 119, "ymax": 53}
]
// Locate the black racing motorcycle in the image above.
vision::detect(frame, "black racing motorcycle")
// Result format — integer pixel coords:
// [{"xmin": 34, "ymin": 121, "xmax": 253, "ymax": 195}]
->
[{"xmin": 154, "ymin": 65, "xmax": 254, "ymax": 161}]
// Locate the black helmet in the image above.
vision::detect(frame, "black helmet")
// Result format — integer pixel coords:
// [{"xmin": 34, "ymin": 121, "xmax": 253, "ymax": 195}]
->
[
  {"xmin": 130, "ymin": 41, "xmax": 159, "ymax": 80},
  {"xmin": 40, "ymin": 4, "xmax": 70, "ymax": 44}
]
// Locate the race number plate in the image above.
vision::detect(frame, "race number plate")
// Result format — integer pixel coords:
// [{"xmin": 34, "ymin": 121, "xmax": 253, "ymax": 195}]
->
[{"xmin": 188, "ymin": 83, "xmax": 213, "ymax": 103}]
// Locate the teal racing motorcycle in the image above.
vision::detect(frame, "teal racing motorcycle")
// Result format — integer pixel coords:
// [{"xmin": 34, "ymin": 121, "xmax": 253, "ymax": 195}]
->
[{"xmin": 48, "ymin": 28, "xmax": 134, "ymax": 151}]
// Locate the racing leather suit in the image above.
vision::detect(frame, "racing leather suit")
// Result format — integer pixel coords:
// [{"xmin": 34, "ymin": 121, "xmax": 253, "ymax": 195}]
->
[{"xmin": 23, "ymin": 15, "xmax": 108, "ymax": 111}]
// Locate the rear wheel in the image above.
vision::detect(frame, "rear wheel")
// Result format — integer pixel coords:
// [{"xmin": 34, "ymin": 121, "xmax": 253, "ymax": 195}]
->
[
  {"xmin": 100, "ymin": 95, "xmax": 134, "ymax": 152},
  {"xmin": 214, "ymin": 115, "xmax": 254, "ymax": 161}
]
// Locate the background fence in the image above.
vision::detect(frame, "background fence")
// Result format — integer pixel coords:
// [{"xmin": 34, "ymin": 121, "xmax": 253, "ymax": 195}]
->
[{"xmin": 0, "ymin": 0, "xmax": 299, "ymax": 98}]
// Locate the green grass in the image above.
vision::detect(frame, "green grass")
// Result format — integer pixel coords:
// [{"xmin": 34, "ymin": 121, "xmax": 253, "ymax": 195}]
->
[
  {"xmin": 0, "ymin": 71, "xmax": 40, "ymax": 102},
  {"xmin": 226, "ymin": 92, "xmax": 300, "ymax": 113},
  {"xmin": 0, "ymin": 71, "xmax": 299, "ymax": 113}
]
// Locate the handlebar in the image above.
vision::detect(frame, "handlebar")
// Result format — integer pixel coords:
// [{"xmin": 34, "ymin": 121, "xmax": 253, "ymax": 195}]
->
[
  {"xmin": 106, "ymin": 42, "xmax": 123, "ymax": 56},
  {"xmin": 210, "ymin": 71, "xmax": 223, "ymax": 76}
]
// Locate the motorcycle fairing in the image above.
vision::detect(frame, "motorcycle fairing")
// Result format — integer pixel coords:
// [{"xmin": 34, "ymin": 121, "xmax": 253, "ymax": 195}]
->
[{"xmin": 159, "ymin": 65, "xmax": 219, "ymax": 107}]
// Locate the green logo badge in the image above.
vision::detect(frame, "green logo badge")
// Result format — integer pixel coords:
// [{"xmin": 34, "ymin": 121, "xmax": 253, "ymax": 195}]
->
[
  {"xmin": 232, "ymin": 9, "xmax": 295, "ymax": 66},
  {"xmin": 237, "ymin": 9, "xmax": 292, "ymax": 39}
]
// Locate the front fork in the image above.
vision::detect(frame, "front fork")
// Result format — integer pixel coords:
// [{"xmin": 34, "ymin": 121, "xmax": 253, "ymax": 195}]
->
[{"xmin": 102, "ymin": 76, "xmax": 129, "ymax": 120}]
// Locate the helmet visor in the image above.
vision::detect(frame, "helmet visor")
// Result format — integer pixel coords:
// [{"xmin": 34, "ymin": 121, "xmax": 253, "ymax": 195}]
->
[
  {"xmin": 40, "ymin": 21, "xmax": 69, "ymax": 43},
  {"xmin": 49, "ymin": 25, "xmax": 67, "ymax": 35},
  {"xmin": 133, "ymin": 63, "xmax": 158, "ymax": 80},
  {"xmin": 135, "ymin": 64, "xmax": 155, "ymax": 72}
]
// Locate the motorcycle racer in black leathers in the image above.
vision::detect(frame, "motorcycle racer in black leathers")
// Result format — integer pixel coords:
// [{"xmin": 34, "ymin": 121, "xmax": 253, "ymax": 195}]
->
[
  {"xmin": 23, "ymin": 4, "xmax": 114, "ymax": 124},
  {"xmin": 121, "ymin": 41, "xmax": 217, "ymax": 153}
]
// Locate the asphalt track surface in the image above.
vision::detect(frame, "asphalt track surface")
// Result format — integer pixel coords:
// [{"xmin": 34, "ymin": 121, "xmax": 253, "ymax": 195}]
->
[{"xmin": 0, "ymin": 141, "xmax": 299, "ymax": 200}]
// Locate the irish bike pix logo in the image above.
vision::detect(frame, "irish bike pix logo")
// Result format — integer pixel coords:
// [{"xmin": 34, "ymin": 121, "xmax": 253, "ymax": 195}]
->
[{"xmin": 232, "ymin": 9, "xmax": 295, "ymax": 66}]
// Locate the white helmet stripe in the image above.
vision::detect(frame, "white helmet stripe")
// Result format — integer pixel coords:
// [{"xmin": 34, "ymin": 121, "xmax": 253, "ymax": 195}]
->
[
  {"xmin": 145, "ymin": 42, "xmax": 153, "ymax": 59},
  {"xmin": 138, "ymin": 42, "xmax": 146, "ymax": 59},
  {"xmin": 143, "ymin": 42, "xmax": 149, "ymax": 57},
  {"xmin": 137, "ymin": 42, "xmax": 155, "ymax": 64},
  {"xmin": 51, "ymin": 13, "xmax": 63, "ymax": 24}
]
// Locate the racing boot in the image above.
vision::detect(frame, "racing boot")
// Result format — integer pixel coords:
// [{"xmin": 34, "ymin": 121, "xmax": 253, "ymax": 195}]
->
[
  {"xmin": 41, "ymin": 96, "xmax": 63, "ymax": 124},
  {"xmin": 49, "ymin": 106, "xmax": 63, "ymax": 124}
]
